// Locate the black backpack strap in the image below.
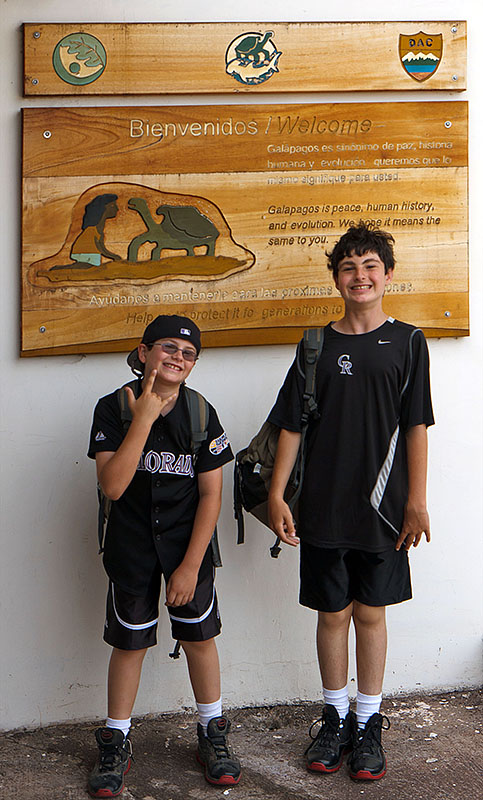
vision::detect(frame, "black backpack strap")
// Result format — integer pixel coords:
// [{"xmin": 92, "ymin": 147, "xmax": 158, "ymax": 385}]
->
[
  {"xmin": 184, "ymin": 386, "xmax": 209, "ymax": 462},
  {"xmin": 97, "ymin": 485, "xmax": 110, "ymax": 554},
  {"xmin": 269, "ymin": 327, "xmax": 325, "ymax": 557},
  {"xmin": 117, "ymin": 378, "xmax": 142, "ymax": 431},
  {"xmin": 169, "ymin": 640, "xmax": 181, "ymax": 659},
  {"xmin": 233, "ymin": 449, "xmax": 246, "ymax": 545},
  {"xmin": 301, "ymin": 327, "xmax": 324, "ymax": 422},
  {"xmin": 295, "ymin": 326, "xmax": 325, "ymax": 487}
]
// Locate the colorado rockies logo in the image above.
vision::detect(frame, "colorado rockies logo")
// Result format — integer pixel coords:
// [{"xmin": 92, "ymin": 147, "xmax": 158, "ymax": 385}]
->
[{"xmin": 338, "ymin": 354, "xmax": 353, "ymax": 375}]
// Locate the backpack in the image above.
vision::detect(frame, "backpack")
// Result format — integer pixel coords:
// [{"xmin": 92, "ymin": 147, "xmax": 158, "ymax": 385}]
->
[
  {"xmin": 233, "ymin": 327, "xmax": 325, "ymax": 558},
  {"xmin": 97, "ymin": 379, "xmax": 221, "ymax": 566}
]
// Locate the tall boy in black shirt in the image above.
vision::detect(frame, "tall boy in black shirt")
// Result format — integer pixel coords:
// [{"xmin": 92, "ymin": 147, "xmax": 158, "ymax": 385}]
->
[
  {"xmin": 268, "ymin": 224, "xmax": 434, "ymax": 781},
  {"xmin": 88, "ymin": 315, "xmax": 240, "ymax": 797}
]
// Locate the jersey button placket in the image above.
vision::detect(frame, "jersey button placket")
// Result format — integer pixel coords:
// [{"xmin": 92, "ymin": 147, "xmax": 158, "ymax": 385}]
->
[{"xmin": 152, "ymin": 418, "xmax": 163, "ymax": 540}]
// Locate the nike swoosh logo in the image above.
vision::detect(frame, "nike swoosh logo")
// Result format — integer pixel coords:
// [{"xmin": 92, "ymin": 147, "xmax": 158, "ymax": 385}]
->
[{"xmin": 378, "ymin": 340, "xmax": 391, "ymax": 344}]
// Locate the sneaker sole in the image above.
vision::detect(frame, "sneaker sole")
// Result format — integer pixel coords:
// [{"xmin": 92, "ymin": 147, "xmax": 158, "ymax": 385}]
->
[
  {"xmin": 349, "ymin": 762, "xmax": 386, "ymax": 781},
  {"xmin": 196, "ymin": 752, "xmax": 241, "ymax": 785},
  {"xmin": 87, "ymin": 759, "xmax": 131, "ymax": 798},
  {"xmin": 306, "ymin": 744, "xmax": 351, "ymax": 774},
  {"xmin": 307, "ymin": 759, "xmax": 343, "ymax": 774}
]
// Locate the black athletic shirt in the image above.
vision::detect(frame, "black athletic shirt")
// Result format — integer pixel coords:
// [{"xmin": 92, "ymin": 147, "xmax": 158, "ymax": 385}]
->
[
  {"xmin": 88, "ymin": 384, "xmax": 233, "ymax": 594},
  {"xmin": 268, "ymin": 319, "xmax": 434, "ymax": 552}
]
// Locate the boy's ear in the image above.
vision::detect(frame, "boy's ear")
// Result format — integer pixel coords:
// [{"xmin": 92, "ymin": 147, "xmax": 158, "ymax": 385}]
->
[
  {"xmin": 138, "ymin": 343, "xmax": 148, "ymax": 364},
  {"xmin": 385, "ymin": 268, "xmax": 394, "ymax": 285}
]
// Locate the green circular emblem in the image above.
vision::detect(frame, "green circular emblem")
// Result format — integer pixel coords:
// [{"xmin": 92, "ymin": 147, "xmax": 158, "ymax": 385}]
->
[{"xmin": 52, "ymin": 32, "xmax": 106, "ymax": 86}]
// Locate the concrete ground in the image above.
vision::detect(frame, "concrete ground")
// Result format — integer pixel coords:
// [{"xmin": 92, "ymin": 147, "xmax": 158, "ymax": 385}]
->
[{"xmin": 0, "ymin": 688, "xmax": 481, "ymax": 800}]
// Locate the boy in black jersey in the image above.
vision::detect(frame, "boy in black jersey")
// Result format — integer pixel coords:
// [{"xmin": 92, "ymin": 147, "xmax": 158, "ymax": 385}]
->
[
  {"xmin": 87, "ymin": 315, "xmax": 240, "ymax": 797},
  {"xmin": 268, "ymin": 224, "xmax": 434, "ymax": 781}
]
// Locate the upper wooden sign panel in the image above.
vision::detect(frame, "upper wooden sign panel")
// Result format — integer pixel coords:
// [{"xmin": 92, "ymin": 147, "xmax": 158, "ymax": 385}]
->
[{"xmin": 23, "ymin": 21, "xmax": 466, "ymax": 95}]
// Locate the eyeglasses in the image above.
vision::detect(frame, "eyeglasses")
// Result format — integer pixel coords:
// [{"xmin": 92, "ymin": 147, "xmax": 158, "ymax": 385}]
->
[{"xmin": 147, "ymin": 342, "xmax": 198, "ymax": 362}]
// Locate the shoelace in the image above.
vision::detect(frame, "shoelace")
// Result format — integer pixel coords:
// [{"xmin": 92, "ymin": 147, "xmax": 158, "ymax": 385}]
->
[
  {"xmin": 355, "ymin": 716, "xmax": 390, "ymax": 754},
  {"xmin": 305, "ymin": 712, "xmax": 340, "ymax": 754},
  {"xmin": 209, "ymin": 733, "xmax": 231, "ymax": 760},
  {"xmin": 99, "ymin": 738, "xmax": 132, "ymax": 771}
]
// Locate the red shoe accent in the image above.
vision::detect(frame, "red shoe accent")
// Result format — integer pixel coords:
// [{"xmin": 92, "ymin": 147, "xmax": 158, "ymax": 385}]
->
[
  {"xmin": 307, "ymin": 761, "xmax": 342, "ymax": 773},
  {"xmin": 205, "ymin": 773, "xmax": 241, "ymax": 786},
  {"xmin": 196, "ymin": 752, "xmax": 241, "ymax": 785},
  {"xmin": 350, "ymin": 765, "xmax": 386, "ymax": 781},
  {"xmin": 87, "ymin": 759, "xmax": 131, "ymax": 797}
]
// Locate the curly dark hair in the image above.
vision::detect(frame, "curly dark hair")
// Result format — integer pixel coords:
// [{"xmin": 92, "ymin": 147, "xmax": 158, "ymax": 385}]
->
[
  {"xmin": 81, "ymin": 194, "xmax": 118, "ymax": 229},
  {"xmin": 327, "ymin": 222, "xmax": 396, "ymax": 275}
]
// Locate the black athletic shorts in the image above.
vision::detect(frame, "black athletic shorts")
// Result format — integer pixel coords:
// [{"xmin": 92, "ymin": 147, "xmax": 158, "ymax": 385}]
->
[
  {"xmin": 299, "ymin": 542, "xmax": 412, "ymax": 612},
  {"xmin": 103, "ymin": 550, "xmax": 221, "ymax": 650}
]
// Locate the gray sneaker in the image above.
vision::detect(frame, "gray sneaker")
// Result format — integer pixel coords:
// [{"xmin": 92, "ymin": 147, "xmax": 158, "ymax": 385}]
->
[
  {"xmin": 87, "ymin": 727, "xmax": 132, "ymax": 797},
  {"xmin": 305, "ymin": 705, "xmax": 354, "ymax": 773},
  {"xmin": 196, "ymin": 717, "xmax": 241, "ymax": 785}
]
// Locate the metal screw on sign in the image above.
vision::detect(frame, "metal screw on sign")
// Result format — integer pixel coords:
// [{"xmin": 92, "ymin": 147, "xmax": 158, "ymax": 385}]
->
[
  {"xmin": 451, "ymin": 26, "xmax": 458, "ymax": 34},
  {"xmin": 444, "ymin": 121, "xmax": 452, "ymax": 129},
  {"xmin": 31, "ymin": 78, "xmax": 39, "ymax": 85},
  {"xmin": 43, "ymin": 131, "xmax": 51, "ymax": 139},
  {"xmin": 452, "ymin": 75, "xmax": 458, "ymax": 82},
  {"xmin": 39, "ymin": 326, "xmax": 46, "ymax": 333},
  {"xmin": 444, "ymin": 311, "xmax": 451, "ymax": 318},
  {"xmin": 33, "ymin": 31, "xmax": 41, "ymax": 39}
]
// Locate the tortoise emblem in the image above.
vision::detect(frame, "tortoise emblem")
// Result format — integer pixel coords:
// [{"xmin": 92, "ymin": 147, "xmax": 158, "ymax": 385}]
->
[
  {"xmin": 127, "ymin": 199, "xmax": 220, "ymax": 260},
  {"xmin": 225, "ymin": 31, "xmax": 282, "ymax": 86}
]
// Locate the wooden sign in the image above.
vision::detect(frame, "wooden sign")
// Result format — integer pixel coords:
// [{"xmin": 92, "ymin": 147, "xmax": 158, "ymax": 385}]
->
[
  {"xmin": 22, "ymin": 101, "xmax": 468, "ymax": 356},
  {"xmin": 23, "ymin": 22, "xmax": 466, "ymax": 95}
]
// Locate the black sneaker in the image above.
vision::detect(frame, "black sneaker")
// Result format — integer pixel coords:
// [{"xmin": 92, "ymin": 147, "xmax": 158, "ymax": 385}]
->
[
  {"xmin": 305, "ymin": 705, "xmax": 354, "ymax": 773},
  {"xmin": 348, "ymin": 712, "xmax": 390, "ymax": 780},
  {"xmin": 196, "ymin": 716, "xmax": 241, "ymax": 785},
  {"xmin": 87, "ymin": 727, "xmax": 132, "ymax": 798}
]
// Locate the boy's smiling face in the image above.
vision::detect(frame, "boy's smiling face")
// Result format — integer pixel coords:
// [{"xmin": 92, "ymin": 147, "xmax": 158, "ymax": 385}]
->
[
  {"xmin": 334, "ymin": 250, "xmax": 393, "ymax": 309},
  {"xmin": 138, "ymin": 337, "xmax": 197, "ymax": 388}
]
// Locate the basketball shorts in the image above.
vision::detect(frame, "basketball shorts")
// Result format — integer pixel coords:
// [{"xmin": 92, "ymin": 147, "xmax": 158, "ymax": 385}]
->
[
  {"xmin": 299, "ymin": 541, "xmax": 412, "ymax": 612},
  {"xmin": 103, "ymin": 550, "xmax": 221, "ymax": 650}
]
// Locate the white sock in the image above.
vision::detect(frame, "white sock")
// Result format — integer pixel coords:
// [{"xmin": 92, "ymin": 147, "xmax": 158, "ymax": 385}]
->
[
  {"xmin": 356, "ymin": 691, "xmax": 382, "ymax": 728},
  {"xmin": 323, "ymin": 685, "xmax": 350, "ymax": 721},
  {"xmin": 196, "ymin": 698, "xmax": 222, "ymax": 735},
  {"xmin": 106, "ymin": 716, "xmax": 131, "ymax": 739}
]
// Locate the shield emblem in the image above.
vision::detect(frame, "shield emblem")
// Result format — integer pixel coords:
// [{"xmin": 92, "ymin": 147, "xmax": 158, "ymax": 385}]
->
[{"xmin": 399, "ymin": 32, "xmax": 443, "ymax": 82}]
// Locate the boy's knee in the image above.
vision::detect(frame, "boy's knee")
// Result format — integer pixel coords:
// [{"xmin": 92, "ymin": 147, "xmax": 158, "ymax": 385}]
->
[
  {"xmin": 318, "ymin": 605, "xmax": 352, "ymax": 630},
  {"xmin": 352, "ymin": 602, "xmax": 386, "ymax": 627},
  {"xmin": 180, "ymin": 637, "xmax": 216, "ymax": 653},
  {"xmin": 111, "ymin": 646, "xmax": 148, "ymax": 660}
]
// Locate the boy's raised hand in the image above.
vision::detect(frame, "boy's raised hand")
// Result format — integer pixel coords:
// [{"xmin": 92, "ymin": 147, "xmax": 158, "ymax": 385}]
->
[{"xmin": 124, "ymin": 369, "xmax": 177, "ymax": 426}]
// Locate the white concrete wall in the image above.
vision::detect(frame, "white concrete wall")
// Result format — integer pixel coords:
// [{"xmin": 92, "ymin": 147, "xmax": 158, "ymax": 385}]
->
[{"xmin": 1, "ymin": 0, "xmax": 482, "ymax": 731}]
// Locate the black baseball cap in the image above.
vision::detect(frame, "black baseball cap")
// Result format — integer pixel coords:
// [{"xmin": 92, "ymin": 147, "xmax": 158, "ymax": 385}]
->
[{"xmin": 127, "ymin": 314, "xmax": 201, "ymax": 374}]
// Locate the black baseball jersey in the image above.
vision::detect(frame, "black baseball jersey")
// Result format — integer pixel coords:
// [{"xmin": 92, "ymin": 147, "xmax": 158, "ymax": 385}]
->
[
  {"xmin": 268, "ymin": 318, "xmax": 434, "ymax": 551},
  {"xmin": 88, "ymin": 384, "xmax": 233, "ymax": 595}
]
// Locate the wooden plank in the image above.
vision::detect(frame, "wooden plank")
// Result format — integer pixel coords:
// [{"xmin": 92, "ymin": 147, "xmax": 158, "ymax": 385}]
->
[
  {"xmin": 21, "ymin": 102, "xmax": 468, "ymax": 355},
  {"xmin": 23, "ymin": 21, "xmax": 466, "ymax": 95},
  {"xmin": 22, "ymin": 102, "xmax": 468, "ymax": 178}
]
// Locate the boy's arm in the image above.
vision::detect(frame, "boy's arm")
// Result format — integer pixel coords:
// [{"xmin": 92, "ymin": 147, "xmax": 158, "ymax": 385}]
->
[
  {"xmin": 165, "ymin": 467, "xmax": 223, "ymax": 607},
  {"xmin": 396, "ymin": 423, "xmax": 430, "ymax": 551},
  {"xmin": 96, "ymin": 369, "xmax": 176, "ymax": 500},
  {"xmin": 267, "ymin": 428, "xmax": 301, "ymax": 547}
]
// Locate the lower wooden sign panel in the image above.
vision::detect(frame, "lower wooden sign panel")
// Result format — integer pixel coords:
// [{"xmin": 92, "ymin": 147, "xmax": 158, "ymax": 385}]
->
[{"xmin": 21, "ymin": 102, "xmax": 468, "ymax": 355}]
